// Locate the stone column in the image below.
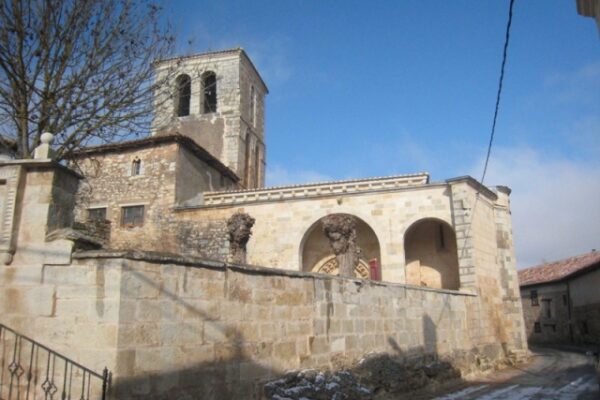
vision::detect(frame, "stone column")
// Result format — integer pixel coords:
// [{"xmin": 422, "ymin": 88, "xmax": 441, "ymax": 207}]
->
[
  {"xmin": 321, "ymin": 214, "xmax": 361, "ymax": 278},
  {"xmin": 227, "ymin": 212, "xmax": 255, "ymax": 264}
]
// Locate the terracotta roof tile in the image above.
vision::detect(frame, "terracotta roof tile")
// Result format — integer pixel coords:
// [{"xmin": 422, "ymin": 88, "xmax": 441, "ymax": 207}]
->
[{"xmin": 518, "ymin": 250, "xmax": 600, "ymax": 287}]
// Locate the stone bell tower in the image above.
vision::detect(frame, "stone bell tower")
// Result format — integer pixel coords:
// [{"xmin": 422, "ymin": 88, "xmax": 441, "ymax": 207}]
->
[{"xmin": 152, "ymin": 48, "xmax": 268, "ymax": 189}]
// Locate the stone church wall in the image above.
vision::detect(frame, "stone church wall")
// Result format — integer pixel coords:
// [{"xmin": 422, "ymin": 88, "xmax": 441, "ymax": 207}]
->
[
  {"xmin": 73, "ymin": 142, "xmax": 179, "ymax": 252},
  {"xmin": 177, "ymin": 183, "xmax": 456, "ymax": 283},
  {"xmin": 72, "ymin": 142, "xmax": 235, "ymax": 257}
]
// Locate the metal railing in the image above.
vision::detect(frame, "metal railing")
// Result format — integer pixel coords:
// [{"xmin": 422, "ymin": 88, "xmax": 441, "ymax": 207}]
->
[{"xmin": 0, "ymin": 324, "xmax": 110, "ymax": 400}]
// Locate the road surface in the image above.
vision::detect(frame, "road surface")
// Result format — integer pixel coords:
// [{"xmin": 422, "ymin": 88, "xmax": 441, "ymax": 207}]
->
[{"xmin": 433, "ymin": 346, "xmax": 599, "ymax": 400}]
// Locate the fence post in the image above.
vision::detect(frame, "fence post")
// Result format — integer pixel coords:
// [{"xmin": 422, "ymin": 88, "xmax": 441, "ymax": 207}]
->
[{"xmin": 102, "ymin": 367, "xmax": 109, "ymax": 400}]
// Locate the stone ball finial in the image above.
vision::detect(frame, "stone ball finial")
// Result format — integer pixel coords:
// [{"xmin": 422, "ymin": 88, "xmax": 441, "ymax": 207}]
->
[{"xmin": 40, "ymin": 132, "xmax": 54, "ymax": 145}]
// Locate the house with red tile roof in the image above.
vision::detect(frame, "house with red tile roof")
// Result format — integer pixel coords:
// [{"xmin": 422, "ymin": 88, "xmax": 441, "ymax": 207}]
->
[{"xmin": 519, "ymin": 250, "xmax": 600, "ymax": 344}]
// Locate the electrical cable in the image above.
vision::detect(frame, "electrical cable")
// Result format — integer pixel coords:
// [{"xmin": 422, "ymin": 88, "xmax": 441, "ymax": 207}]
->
[{"xmin": 480, "ymin": 0, "xmax": 515, "ymax": 185}]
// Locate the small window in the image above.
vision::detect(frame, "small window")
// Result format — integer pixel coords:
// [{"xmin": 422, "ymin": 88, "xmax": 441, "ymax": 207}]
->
[
  {"xmin": 542, "ymin": 298, "xmax": 552, "ymax": 319},
  {"xmin": 176, "ymin": 74, "xmax": 191, "ymax": 117},
  {"xmin": 88, "ymin": 208, "xmax": 107, "ymax": 221},
  {"xmin": 530, "ymin": 290, "xmax": 539, "ymax": 306},
  {"xmin": 121, "ymin": 205, "xmax": 144, "ymax": 227},
  {"xmin": 581, "ymin": 321, "xmax": 589, "ymax": 335},
  {"xmin": 254, "ymin": 145, "xmax": 260, "ymax": 186},
  {"xmin": 250, "ymin": 85, "xmax": 256, "ymax": 126},
  {"xmin": 202, "ymin": 72, "xmax": 217, "ymax": 113},
  {"xmin": 131, "ymin": 158, "xmax": 141, "ymax": 176},
  {"xmin": 534, "ymin": 322, "xmax": 541, "ymax": 333}
]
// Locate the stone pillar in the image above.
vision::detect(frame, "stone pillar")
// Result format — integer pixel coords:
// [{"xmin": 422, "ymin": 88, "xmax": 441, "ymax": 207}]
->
[
  {"xmin": 3, "ymin": 135, "xmax": 82, "ymax": 265},
  {"xmin": 494, "ymin": 185, "xmax": 528, "ymax": 352},
  {"xmin": 321, "ymin": 214, "xmax": 361, "ymax": 278},
  {"xmin": 0, "ymin": 165, "xmax": 23, "ymax": 264},
  {"xmin": 448, "ymin": 182, "xmax": 477, "ymax": 290},
  {"xmin": 227, "ymin": 212, "xmax": 255, "ymax": 264}
]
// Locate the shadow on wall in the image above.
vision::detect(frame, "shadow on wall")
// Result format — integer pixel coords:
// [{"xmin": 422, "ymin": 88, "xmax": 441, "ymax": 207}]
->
[
  {"xmin": 263, "ymin": 315, "xmax": 467, "ymax": 400},
  {"xmin": 110, "ymin": 296, "xmax": 469, "ymax": 400},
  {"xmin": 111, "ymin": 265, "xmax": 281, "ymax": 399}
]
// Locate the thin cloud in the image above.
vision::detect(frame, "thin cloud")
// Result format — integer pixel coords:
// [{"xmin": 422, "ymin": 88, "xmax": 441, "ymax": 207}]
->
[
  {"xmin": 266, "ymin": 164, "xmax": 332, "ymax": 187},
  {"xmin": 481, "ymin": 146, "xmax": 600, "ymax": 268},
  {"xmin": 543, "ymin": 60, "xmax": 600, "ymax": 104}
]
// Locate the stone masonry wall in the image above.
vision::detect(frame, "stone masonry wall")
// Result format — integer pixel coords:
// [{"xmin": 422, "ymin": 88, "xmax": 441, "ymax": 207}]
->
[
  {"xmin": 520, "ymin": 283, "xmax": 571, "ymax": 343},
  {"xmin": 0, "ymin": 252, "xmax": 516, "ymax": 399},
  {"xmin": 177, "ymin": 184, "xmax": 457, "ymax": 283},
  {"xmin": 74, "ymin": 252, "xmax": 504, "ymax": 400},
  {"xmin": 72, "ymin": 142, "xmax": 236, "ymax": 258},
  {"xmin": 1, "ymin": 249, "xmax": 518, "ymax": 400},
  {"xmin": 73, "ymin": 142, "xmax": 177, "ymax": 252}
]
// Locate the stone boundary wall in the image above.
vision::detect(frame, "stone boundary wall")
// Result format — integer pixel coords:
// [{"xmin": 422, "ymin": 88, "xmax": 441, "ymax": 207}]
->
[
  {"xmin": 0, "ymin": 249, "xmax": 521, "ymax": 399},
  {"xmin": 69, "ymin": 251, "xmax": 509, "ymax": 399}
]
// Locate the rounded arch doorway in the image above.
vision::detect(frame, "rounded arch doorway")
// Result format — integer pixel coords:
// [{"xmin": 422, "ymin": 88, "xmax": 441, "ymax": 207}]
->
[
  {"xmin": 300, "ymin": 213, "xmax": 381, "ymax": 280},
  {"xmin": 404, "ymin": 218, "xmax": 460, "ymax": 290}
]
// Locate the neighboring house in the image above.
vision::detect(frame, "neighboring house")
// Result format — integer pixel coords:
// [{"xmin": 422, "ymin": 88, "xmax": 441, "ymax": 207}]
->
[{"xmin": 519, "ymin": 250, "xmax": 600, "ymax": 344}]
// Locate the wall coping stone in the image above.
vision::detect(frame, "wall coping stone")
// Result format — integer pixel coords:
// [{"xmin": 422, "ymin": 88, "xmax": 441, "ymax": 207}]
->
[
  {"xmin": 176, "ymin": 173, "xmax": 432, "ymax": 209},
  {"xmin": 444, "ymin": 176, "xmax": 498, "ymax": 200},
  {"xmin": 73, "ymin": 249, "xmax": 477, "ymax": 297},
  {"xmin": 0, "ymin": 159, "xmax": 82, "ymax": 179}
]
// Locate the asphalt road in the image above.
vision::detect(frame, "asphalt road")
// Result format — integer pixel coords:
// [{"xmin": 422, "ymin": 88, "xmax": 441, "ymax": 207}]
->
[{"xmin": 433, "ymin": 346, "xmax": 599, "ymax": 400}]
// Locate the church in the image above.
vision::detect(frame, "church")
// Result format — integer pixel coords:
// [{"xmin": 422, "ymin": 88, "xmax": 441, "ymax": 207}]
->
[
  {"xmin": 71, "ymin": 48, "xmax": 516, "ymax": 291},
  {"xmin": 0, "ymin": 48, "xmax": 528, "ymax": 399}
]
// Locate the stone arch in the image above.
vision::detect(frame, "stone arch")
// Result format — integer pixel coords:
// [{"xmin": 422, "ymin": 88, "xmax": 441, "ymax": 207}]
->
[
  {"xmin": 300, "ymin": 213, "xmax": 381, "ymax": 280},
  {"xmin": 404, "ymin": 218, "xmax": 460, "ymax": 290},
  {"xmin": 175, "ymin": 74, "xmax": 191, "ymax": 116}
]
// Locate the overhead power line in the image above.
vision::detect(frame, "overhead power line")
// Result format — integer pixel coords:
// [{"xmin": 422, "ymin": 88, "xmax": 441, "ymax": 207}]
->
[{"xmin": 480, "ymin": 0, "xmax": 516, "ymax": 185}]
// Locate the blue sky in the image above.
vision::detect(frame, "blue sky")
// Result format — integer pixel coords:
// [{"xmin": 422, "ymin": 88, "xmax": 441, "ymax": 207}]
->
[{"xmin": 166, "ymin": 1, "xmax": 600, "ymax": 268}]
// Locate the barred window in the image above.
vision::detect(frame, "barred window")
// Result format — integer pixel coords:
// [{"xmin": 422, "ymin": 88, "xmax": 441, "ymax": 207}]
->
[
  {"xmin": 131, "ymin": 158, "xmax": 141, "ymax": 176},
  {"xmin": 88, "ymin": 208, "xmax": 107, "ymax": 221},
  {"xmin": 534, "ymin": 322, "xmax": 541, "ymax": 333},
  {"xmin": 530, "ymin": 290, "xmax": 539, "ymax": 306},
  {"xmin": 121, "ymin": 205, "xmax": 144, "ymax": 227}
]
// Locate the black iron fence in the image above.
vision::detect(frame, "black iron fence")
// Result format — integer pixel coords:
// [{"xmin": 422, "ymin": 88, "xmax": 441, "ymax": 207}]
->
[{"xmin": 0, "ymin": 324, "xmax": 110, "ymax": 400}]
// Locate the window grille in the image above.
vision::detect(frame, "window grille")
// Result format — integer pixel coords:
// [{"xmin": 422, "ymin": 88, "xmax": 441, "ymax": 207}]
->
[
  {"xmin": 131, "ymin": 158, "xmax": 141, "ymax": 176},
  {"xmin": 121, "ymin": 205, "xmax": 144, "ymax": 227},
  {"xmin": 530, "ymin": 290, "xmax": 539, "ymax": 306},
  {"xmin": 87, "ymin": 208, "xmax": 107, "ymax": 221}
]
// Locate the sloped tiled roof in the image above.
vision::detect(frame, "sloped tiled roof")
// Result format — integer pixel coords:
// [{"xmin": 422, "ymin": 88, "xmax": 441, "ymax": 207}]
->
[{"xmin": 518, "ymin": 250, "xmax": 600, "ymax": 287}]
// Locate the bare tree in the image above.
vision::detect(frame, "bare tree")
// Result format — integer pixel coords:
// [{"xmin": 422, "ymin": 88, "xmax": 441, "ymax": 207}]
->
[{"xmin": 0, "ymin": 0, "xmax": 175, "ymax": 159}]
